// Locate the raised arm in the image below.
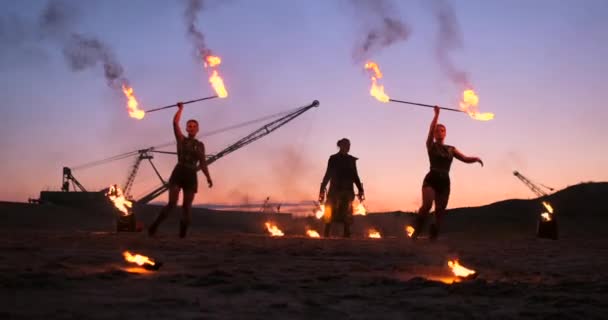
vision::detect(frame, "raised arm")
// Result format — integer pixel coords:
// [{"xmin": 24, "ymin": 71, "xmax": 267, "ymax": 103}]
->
[
  {"xmin": 453, "ymin": 148, "xmax": 484, "ymax": 167},
  {"xmin": 427, "ymin": 106, "xmax": 440, "ymax": 149},
  {"xmin": 197, "ymin": 142, "xmax": 213, "ymax": 188},
  {"xmin": 173, "ymin": 102, "xmax": 185, "ymax": 141}
]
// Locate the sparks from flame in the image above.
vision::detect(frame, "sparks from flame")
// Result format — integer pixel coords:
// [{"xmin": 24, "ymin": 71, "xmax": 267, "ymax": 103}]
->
[
  {"xmin": 368, "ymin": 229, "xmax": 381, "ymax": 239},
  {"xmin": 364, "ymin": 61, "xmax": 390, "ymax": 103},
  {"xmin": 121, "ymin": 85, "xmax": 145, "ymax": 120},
  {"xmin": 406, "ymin": 225, "xmax": 415, "ymax": 238},
  {"xmin": 447, "ymin": 259, "xmax": 476, "ymax": 278},
  {"xmin": 265, "ymin": 222, "xmax": 284, "ymax": 237},
  {"xmin": 105, "ymin": 185, "xmax": 132, "ymax": 216},
  {"xmin": 459, "ymin": 89, "xmax": 494, "ymax": 121},
  {"xmin": 203, "ymin": 55, "xmax": 228, "ymax": 98},
  {"xmin": 123, "ymin": 251, "xmax": 155, "ymax": 267},
  {"xmin": 306, "ymin": 229, "xmax": 320, "ymax": 238}
]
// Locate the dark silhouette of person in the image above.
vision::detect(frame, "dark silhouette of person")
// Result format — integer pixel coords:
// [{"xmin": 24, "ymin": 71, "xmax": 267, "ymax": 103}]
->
[
  {"xmin": 412, "ymin": 106, "xmax": 483, "ymax": 241},
  {"xmin": 148, "ymin": 102, "xmax": 213, "ymax": 238},
  {"xmin": 319, "ymin": 138, "xmax": 364, "ymax": 238}
]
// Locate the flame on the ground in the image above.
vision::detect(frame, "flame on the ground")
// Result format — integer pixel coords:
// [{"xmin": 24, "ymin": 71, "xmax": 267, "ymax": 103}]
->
[
  {"xmin": 447, "ymin": 259, "xmax": 476, "ymax": 278},
  {"xmin": 265, "ymin": 222, "xmax": 284, "ymax": 237},
  {"xmin": 354, "ymin": 200, "xmax": 367, "ymax": 216},
  {"xmin": 105, "ymin": 184, "xmax": 132, "ymax": 216},
  {"xmin": 541, "ymin": 201, "xmax": 554, "ymax": 221},
  {"xmin": 306, "ymin": 229, "xmax": 320, "ymax": 238},
  {"xmin": 121, "ymin": 85, "xmax": 145, "ymax": 119},
  {"xmin": 459, "ymin": 89, "xmax": 493, "ymax": 121},
  {"xmin": 368, "ymin": 229, "xmax": 381, "ymax": 239},
  {"xmin": 123, "ymin": 251, "xmax": 155, "ymax": 267},
  {"xmin": 364, "ymin": 61, "xmax": 389, "ymax": 103},
  {"xmin": 204, "ymin": 55, "xmax": 228, "ymax": 98},
  {"xmin": 406, "ymin": 225, "xmax": 415, "ymax": 238}
]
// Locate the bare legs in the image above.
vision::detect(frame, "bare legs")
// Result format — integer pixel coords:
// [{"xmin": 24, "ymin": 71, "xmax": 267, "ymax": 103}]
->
[
  {"xmin": 148, "ymin": 185, "xmax": 196, "ymax": 238},
  {"xmin": 412, "ymin": 187, "xmax": 449, "ymax": 240}
]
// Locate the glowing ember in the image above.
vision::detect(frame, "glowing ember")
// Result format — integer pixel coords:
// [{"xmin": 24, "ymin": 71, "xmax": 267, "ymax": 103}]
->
[
  {"xmin": 405, "ymin": 225, "xmax": 415, "ymax": 238},
  {"xmin": 354, "ymin": 201, "xmax": 367, "ymax": 216},
  {"xmin": 265, "ymin": 222, "xmax": 284, "ymax": 237},
  {"xmin": 459, "ymin": 89, "xmax": 493, "ymax": 121},
  {"xmin": 364, "ymin": 61, "xmax": 389, "ymax": 103},
  {"xmin": 123, "ymin": 251, "xmax": 155, "ymax": 267},
  {"xmin": 121, "ymin": 85, "xmax": 145, "ymax": 120},
  {"xmin": 204, "ymin": 55, "xmax": 228, "ymax": 98},
  {"xmin": 105, "ymin": 184, "xmax": 132, "ymax": 216},
  {"xmin": 306, "ymin": 229, "xmax": 320, "ymax": 238},
  {"xmin": 447, "ymin": 259, "xmax": 476, "ymax": 278},
  {"xmin": 368, "ymin": 229, "xmax": 382, "ymax": 239}
]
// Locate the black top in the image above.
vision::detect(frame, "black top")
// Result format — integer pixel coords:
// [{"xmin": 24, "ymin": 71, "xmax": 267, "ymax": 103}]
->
[
  {"xmin": 177, "ymin": 137, "xmax": 203, "ymax": 170},
  {"xmin": 428, "ymin": 142, "xmax": 455, "ymax": 174},
  {"xmin": 320, "ymin": 153, "xmax": 364, "ymax": 195}
]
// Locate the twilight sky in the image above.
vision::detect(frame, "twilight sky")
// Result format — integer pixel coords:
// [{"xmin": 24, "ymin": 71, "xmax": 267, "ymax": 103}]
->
[{"xmin": 1, "ymin": 0, "xmax": 607, "ymax": 214}]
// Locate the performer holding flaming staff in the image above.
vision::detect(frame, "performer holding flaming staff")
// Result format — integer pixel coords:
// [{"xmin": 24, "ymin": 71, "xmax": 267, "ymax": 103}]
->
[
  {"xmin": 319, "ymin": 138, "xmax": 364, "ymax": 238},
  {"xmin": 412, "ymin": 106, "xmax": 483, "ymax": 241},
  {"xmin": 148, "ymin": 102, "xmax": 213, "ymax": 238}
]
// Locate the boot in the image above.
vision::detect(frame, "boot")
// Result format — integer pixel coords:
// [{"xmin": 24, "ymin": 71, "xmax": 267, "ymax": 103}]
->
[
  {"xmin": 411, "ymin": 215, "xmax": 427, "ymax": 240},
  {"xmin": 179, "ymin": 220, "xmax": 189, "ymax": 238},
  {"xmin": 429, "ymin": 223, "xmax": 439, "ymax": 241}
]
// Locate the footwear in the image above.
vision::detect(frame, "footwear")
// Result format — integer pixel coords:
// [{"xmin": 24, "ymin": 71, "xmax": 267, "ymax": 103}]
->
[{"xmin": 429, "ymin": 223, "xmax": 439, "ymax": 241}]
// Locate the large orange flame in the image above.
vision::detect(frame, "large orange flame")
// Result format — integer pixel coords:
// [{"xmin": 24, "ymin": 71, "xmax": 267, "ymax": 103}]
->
[
  {"xmin": 265, "ymin": 222, "xmax": 284, "ymax": 237},
  {"xmin": 405, "ymin": 225, "xmax": 415, "ymax": 238},
  {"xmin": 459, "ymin": 89, "xmax": 493, "ymax": 121},
  {"xmin": 368, "ymin": 229, "xmax": 382, "ymax": 239},
  {"xmin": 204, "ymin": 55, "xmax": 228, "ymax": 98},
  {"xmin": 121, "ymin": 85, "xmax": 145, "ymax": 120},
  {"xmin": 447, "ymin": 259, "xmax": 476, "ymax": 278},
  {"xmin": 364, "ymin": 61, "xmax": 390, "ymax": 103},
  {"xmin": 123, "ymin": 251, "xmax": 155, "ymax": 267},
  {"xmin": 105, "ymin": 184, "xmax": 132, "ymax": 216},
  {"xmin": 306, "ymin": 229, "xmax": 320, "ymax": 238}
]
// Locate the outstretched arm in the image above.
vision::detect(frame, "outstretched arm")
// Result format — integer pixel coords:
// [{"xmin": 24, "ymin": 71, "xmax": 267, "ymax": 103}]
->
[
  {"xmin": 173, "ymin": 102, "xmax": 185, "ymax": 141},
  {"xmin": 427, "ymin": 106, "xmax": 440, "ymax": 149},
  {"xmin": 453, "ymin": 148, "xmax": 484, "ymax": 167},
  {"xmin": 198, "ymin": 142, "xmax": 213, "ymax": 188}
]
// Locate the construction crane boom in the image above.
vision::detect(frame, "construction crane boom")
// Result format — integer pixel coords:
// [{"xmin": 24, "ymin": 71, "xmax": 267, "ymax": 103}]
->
[
  {"xmin": 513, "ymin": 170, "xmax": 552, "ymax": 198},
  {"xmin": 61, "ymin": 167, "xmax": 87, "ymax": 192},
  {"xmin": 136, "ymin": 100, "xmax": 320, "ymax": 204}
]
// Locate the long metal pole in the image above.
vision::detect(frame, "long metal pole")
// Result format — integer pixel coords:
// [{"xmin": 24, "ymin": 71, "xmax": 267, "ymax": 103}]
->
[
  {"xmin": 388, "ymin": 98, "xmax": 463, "ymax": 113},
  {"xmin": 145, "ymin": 95, "xmax": 219, "ymax": 113}
]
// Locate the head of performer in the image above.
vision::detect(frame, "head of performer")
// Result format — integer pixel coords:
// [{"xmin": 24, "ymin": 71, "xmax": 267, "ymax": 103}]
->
[
  {"xmin": 434, "ymin": 124, "xmax": 446, "ymax": 143},
  {"xmin": 186, "ymin": 119, "xmax": 199, "ymax": 138},
  {"xmin": 337, "ymin": 138, "xmax": 350, "ymax": 154}
]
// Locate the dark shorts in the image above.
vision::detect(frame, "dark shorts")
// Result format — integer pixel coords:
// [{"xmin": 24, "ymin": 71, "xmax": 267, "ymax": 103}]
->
[
  {"xmin": 423, "ymin": 170, "xmax": 450, "ymax": 196},
  {"xmin": 169, "ymin": 165, "xmax": 198, "ymax": 193},
  {"xmin": 325, "ymin": 190, "xmax": 355, "ymax": 224}
]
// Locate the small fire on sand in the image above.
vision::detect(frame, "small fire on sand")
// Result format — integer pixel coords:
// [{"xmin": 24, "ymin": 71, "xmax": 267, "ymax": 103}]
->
[
  {"xmin": 306, "ymin": 229, "xmax": 320, "ymax": 238},
  {"xmin": 123, "ymin": 251, "xmax": 161, "ymax": 270},
  {"xmin": 368, "ymin": 229, "xmax": 382, "ymax": 239},
  {"xmin": 405, "ymin": 225, "xmax": 415, "ymax": 238},
  {"xmin": 447, "ymin": 259, "xmax": 477, "ymax": 279},
  {"xmin": 265, "ymin": 222, "xmax": 284, "ymax": 237}
]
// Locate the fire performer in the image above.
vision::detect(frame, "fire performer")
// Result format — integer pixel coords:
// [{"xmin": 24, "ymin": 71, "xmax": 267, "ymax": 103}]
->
[
  {"xmin": 319, "ymin": 138, "xmax": 364, "ymax": 238},
  {"xmin": 148, "ymin": 102, "xmax": 213, "ymax": 238},
  {"xmin": 412, "ymin": 106, "xmax": 483, "ymax": 241}
]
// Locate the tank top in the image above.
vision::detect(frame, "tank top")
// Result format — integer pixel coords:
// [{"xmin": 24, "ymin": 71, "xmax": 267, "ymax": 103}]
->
[
  {"xmin": 428, "ymin": 142, "xmax": 455, "ymax": 174},
  {"xmin": 177, "ymin": 137, "xmax": 202, "ymax": 170}
]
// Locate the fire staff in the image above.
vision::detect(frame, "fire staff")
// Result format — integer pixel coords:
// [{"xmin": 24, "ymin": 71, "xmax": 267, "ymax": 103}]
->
[
  {"xmin": 148, "ymin": 102, "xmax": 213, "ymax": 238},
  {"xmin": 412, "ymin": 106, "xmax": 483, "ymax": 241}
]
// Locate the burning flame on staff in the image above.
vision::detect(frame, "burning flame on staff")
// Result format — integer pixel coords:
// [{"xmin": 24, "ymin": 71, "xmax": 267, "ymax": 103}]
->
[
  {"xmin": 364, "ymin": 61, "xmax": 390, "ymax": 103},
  {"xmin": 123, "ymin": 251, "xmax": 156, "ymax": 267},
  {"xmin": 405, "ymin": 225, "xmax": 415, "ymax": 238},
  {"xmin": 447, "ymin": 259, "xmax": 476, "ymax": 278},
  {"xmin": 368, "ymin": 229, "xmax": 382, "ymax": 239},
  {"xmin": 265, "ymin": 222, "xmax": 284, "ymax": 237},
  {"xmin": 541, "ymin": 201, "xmax": 554, "ymax": 222},
  {"xmin": 459, "ymin": 89, "xmax": 493, "ymax": 121},
  {"xmin": 306, "ymin": 229, "xmax": 320, "ymax": 238},
  {"xmin": 204, "ymin": 55, "xmax": 228, "ymax": 98},
  {"xmin": 105, "ymin": 184, "xmax": 132, "ymax": 216},
  {"xmin": 121, "ymin": 85, "xmax": 145, "ymax": 120}
]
